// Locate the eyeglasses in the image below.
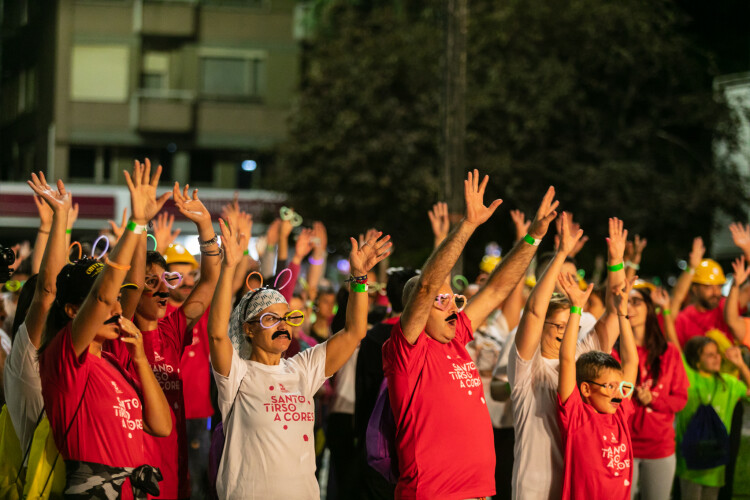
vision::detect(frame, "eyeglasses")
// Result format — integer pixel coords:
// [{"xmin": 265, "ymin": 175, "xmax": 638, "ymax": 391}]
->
[
  {"xmin": 544, "ymin": 321, "xmax": 567, "ymax": 333},
  {"xmin": 584, "ymin": 380, "xmax": 634, "ymax": 398},
  {"xmin": 434, "ymin": 293, "xmax": 467, "ymax": 312},
  {"xmin": 246, "ymin": 310, "xmax": 305, "ymax": 329},
  {"xmin": 145, "ymin": 271, "xmax": 183, "ymax": 290}
]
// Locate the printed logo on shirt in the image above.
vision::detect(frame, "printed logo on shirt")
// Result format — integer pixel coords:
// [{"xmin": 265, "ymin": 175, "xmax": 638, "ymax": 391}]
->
[
  {"xmin": 190, "ymin": 331, "xmax": 200, "ymax": 346},
  {"xmin": 113, "ymin": 397, "xmax": 143, "ymax": 435},
  {"xmin": 151, "ymin": 361, "xmax": 181, "ymax": 392},
  {"xmin": 263, "ymin": 391, "xmax": 315, "ymax": 423},
  {"xmin": 153, "ymin": 351, "xmax": 165, "ymax": 362},
  {"xmin": 110, "ymin": 381, "xmax": 123, "ymax": 394},
  {"xmin": 448, "ymin": 360, "xmax": 482, "ymax": 389},
  {"xmin": 601, "ymin": 434, "xmax": 630, "ymax": 477},
  {"xmin": 279, "ymin": 383, "xmax": 289, "ymax": 393}
]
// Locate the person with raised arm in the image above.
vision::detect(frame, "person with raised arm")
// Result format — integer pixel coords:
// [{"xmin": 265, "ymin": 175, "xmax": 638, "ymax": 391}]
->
[
  {"xmin": 557, "ymin": 274, "xmax": 638, "ymax": 500},
  {"xmin": 383, "ymin": 170, "xmax": 557, "ymax": 500},
  {"xmin": 106, "ymin": 178, "xmax": 222, "ymax": 499},
  {"xmin": 208, "ymin": 217, "xmax": 390, "ymax": 499},
  {"xmin": 4, "ymin": 173, "xmax": 73, "ymax": 452},
  {"xmin": 38, "ymin": 161, "xmax": 173, "ymax": 498},
  {"xmin": 506, "ymin": 216, "xmax": 628, "ymax": 500}
]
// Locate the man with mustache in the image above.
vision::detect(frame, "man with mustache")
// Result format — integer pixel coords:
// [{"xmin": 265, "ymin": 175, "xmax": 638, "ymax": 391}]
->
[
  {"xmin": 382, "ymin": 170, "xmax": 558, "ymax": 500},
  {"xmin": 107, "ymin": 177, "xmax": 221, "ymax": 499}
]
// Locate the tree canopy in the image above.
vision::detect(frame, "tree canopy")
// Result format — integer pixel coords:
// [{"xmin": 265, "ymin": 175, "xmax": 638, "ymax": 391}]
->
[{"xmin": 276, "ymin": 0, "xmax": 747, "ymax": 279}]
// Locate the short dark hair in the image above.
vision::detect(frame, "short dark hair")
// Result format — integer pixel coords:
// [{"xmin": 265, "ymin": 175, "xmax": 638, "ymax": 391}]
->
[
  {"xmin": 684, "ymin": 336, "xmax": 718, "ymax": 372},
  {"xmin": 386, "ymin": 267, "xmax": 419, "ymax": 313},
  {"xmin": 576, "ymin": 351, "xmax": 622, "ymax": 387},
  {"xmin": 146, "ymin": 251, "xmax": 168, "ymax": 271}
]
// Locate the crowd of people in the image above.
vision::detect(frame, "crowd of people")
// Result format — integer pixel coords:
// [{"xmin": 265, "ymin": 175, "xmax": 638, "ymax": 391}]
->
[{"xmin": 0, "ymin": 164, "xmax": 748, "ymax": 500}]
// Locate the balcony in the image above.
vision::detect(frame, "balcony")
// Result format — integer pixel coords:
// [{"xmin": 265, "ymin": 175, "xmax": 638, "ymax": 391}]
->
[
  {"xmin": 130, "ymin": 89, "xmax": 195, "ymax": 133},
  {"xmin": 141, "ymin": 1, "xmax": 197, "ymax": 38}
]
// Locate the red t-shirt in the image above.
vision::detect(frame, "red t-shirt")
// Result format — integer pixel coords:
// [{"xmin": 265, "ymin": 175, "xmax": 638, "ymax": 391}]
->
[
  {"xmin": 629, "ymin": 344, "xmax": 688, "ymax": 459},
  {"xmin": 557, "ymin": 388, "xmax": 635, "ymax": 500},
  {"xmin": 108, "ymin": 308, "xmax": 191, "ymax": 499},
  {"xmin": 382, "ymin": 311, "xmax": 495, "ymax": 500},
  {"xmin": 170, "ymin": 304, "xmax": 214, "ymax": 420},
  {"xmin": 39, "ymin": 323, "xmax": 146, "ymax": 499},
  {"xmin": 674, "ymin": 297, "xmax": 733, "ymax": 346}
]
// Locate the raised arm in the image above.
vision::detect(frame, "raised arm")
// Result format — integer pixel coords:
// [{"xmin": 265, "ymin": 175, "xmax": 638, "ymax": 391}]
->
[
  {"xmin": 501, "ymin": 210, "xmax": 532, "ymax": 331},
  {"xmin": 71, "ymin": 161, "xmax": 170, "ymax": 356},
  {"xmin": 25, "ymin": 174, "xmax": 72, "ymax": 347},
  {"xmin": 593, "ymin": 218, "xmax": 628, "ymax": 352},
  {"xmin": 729, "ymin": 223, "xmax": 750, "ymax": 262},
  {"xmin": 152, "ymin": 212, "xmax": 181, "ymax": 255},
  {"xmin": 172, "ymin": 183, "xmax": 221, "ymax": 331},
  {"xmin": 260, "ymin": 219, "xmax": 280, "ymax": 278},
  {"xmin": 208, "ymin": 218, "xmax": 244, "ymax": 377},
  {"xmin": 672, "ymin": 237, "xmax": 704, "ymax": 312},
  {"xmin": 465, "ymin": 186, "xmax": 558, "ymax": 328},
  {"xmin": 325, "ymin": 232, "xmax": 391, "ymax": 377},
  {"xmin": 120, "ymin": 229, "xmax": 147, "ymax": 320},
  {"xmin": 306, "ymin": 221, "xmax": 328, "ymax": 301},
  {"xmin": 514, "ymin": 212, "xmax": 579, "ymax": 360},
  {"xmin": 230, "ymin": 211, "xmax": 255, "ymax": 296},
  {"xmin": 400, "ymin": 170, "xmax": 503, "ymax": 344},
  {"xmin": 625, "ymin": 235, "xmax": 647, "ymax": 281},
  {"xmin": 557, "ymin": 272, "xmax": 593, "ymax": 402},
  {"xmin": 428, "ymin": 202, "xmax": 450, "ymax": 249},
  {"xmin": 30, "ymin": 193, "xmax": 52, "ymax": 275},
  {"xmin": 725, "ymin": 257, "xmax": 750, "ymax": 343},
  {"xmin": 118, "ymin": 317, "xmax": 172, "ymax": 436},
  {"xmin": 651, "ymin": 287, "xmax": 682, "ymax": 356},
  {"xmin": 725, "ymin": 347, "xmax": 750, "ymax": 397},
  {"xmin": 612, "ymin": 277, "xmax": 638, "ymax": 385}
]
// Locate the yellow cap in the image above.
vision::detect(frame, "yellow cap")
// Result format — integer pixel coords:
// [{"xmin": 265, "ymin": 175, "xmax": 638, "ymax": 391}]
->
[
  {"xmin": 480, "ymin": 255, "xmax": 502, "ymax": 274},
  {"xmin": 633, "ymin": 280, "xmax": 656, "ymax": 292},
  {"xmin": 164, "ymin": 244, "xmax": 198, "ymax": 270},
  {"xmin": 692, "ymin": 259, "xmax": 725, "ymax": 286}
]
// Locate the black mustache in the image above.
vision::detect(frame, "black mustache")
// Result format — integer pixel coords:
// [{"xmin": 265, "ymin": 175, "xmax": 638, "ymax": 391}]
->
[
  {"xmin": 153, "ymin": 292, "xmax": 170, "ymax": 299},
  {"xmin": 104, "ymin": 315, "xmax": 120, "ymax": 325},
  {"xmin": 445, "ymin": 313, "xmax": 458, "ymax": 322},
  {"xmin": 272, "ymin": 331, "xmax": 291, "ymax": 340}
]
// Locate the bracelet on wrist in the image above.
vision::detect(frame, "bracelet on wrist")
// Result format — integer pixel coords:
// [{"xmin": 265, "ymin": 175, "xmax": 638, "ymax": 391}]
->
[
  {"xmin": 104, "ymin": 257, "xmax": 131, "ymax": 271},
  {"xmin": 308, "ymin": 256, "xmax": 325, "ymax": 266},
  {"xmin": 345, "ymin": 274, "xmax": 368, "ymax": 284},
  {"xmin": 686, "ymin": 267, "xmax": 695, "ymax": 274},
  {"xmin": 38, "ymin": 229, "xmax": 50, "ymax": 235},
  {"xmin": 607, "ymin": 262, "xmax": 624, "ymax": 272},
  {"xmin": 522, "ymin": 234, "xmax": 541, "ymax": 246},
  {"xmin": 65, "ymin": 229, "xmax": 72, "ymax": 234},
  {"xmin": 201, "ymin": 248, "xmax": 223, "ymax": 257},
  {"xmin": 624, "ymin": 261, "xmax": 640, "ymax": 270},
  {"xmin": 662, "ymin": 309, "xmax": 671, "ymax": 316},
  {"xmin": 198, "ymin": 234, "xmax": 219, "ymax": 248},
  {"xmin": 243, "ymin": 250, "xmax": 249, "ymax": 256},
  {"xmin": 570, "ymin": 306, "xmax": 582, "ymax": 315},
  {"xmin": 350, "ymin": 282, "xmax": 368, "ymax": 293},
  {"xmin": 126, "ymin": 220, "xmax": 147, "ymax": 235}
]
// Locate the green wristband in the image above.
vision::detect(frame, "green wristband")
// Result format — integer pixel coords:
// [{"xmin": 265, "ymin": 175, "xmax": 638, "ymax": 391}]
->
[
  {"xmin": 126, "ymin": 220, "xmax": 147, "ymax": 234},
  {"xmin": 243, "ymin": 250, "xmax": 249, "ymax": 255},
  {"xmin": 65, "ymin": 229, "xmax": 72, "ymax": 234},
  {"xmin": 607, "ymin": 262, "xmax": 624, "ymax": 272},
  {"xmin": 523, "ymin": 234, "xmax": 541, "ymax": 246},
  {"xmin": 350, "ymin": 282, "xmax": 368, "ymax": 293},
  {"xmin": 662, "ymin": 309, "xmax": 671, "ymax": 316},
  {"xmin": 570, "ymin": 306, "xmax": 582, "ymax": 315}
]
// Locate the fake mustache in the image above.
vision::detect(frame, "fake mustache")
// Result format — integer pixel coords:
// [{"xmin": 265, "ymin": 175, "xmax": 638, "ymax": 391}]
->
[
  {"xmin": 153, "ymin": 291, "xmax": 170, "ymax": 299},
  {"xmin": 611, "ymin": 398, "xmax": 622, "ymax": 404},
  {"xmin": 445, "ymin": 312, "xmax": 458, "ymax": 322},
  {"xmin": 104, "ymin": 314, "xmax": 121, "ymax": 325},
  {"xmin": 272, "ymin": 330, "xmax": 291, "ymax": 340}
]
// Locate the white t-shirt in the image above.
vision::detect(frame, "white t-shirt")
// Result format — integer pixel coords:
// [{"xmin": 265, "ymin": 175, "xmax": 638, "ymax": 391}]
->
[
  {"xmin": 508, "ymin": 324, "xmax": 601, "ymax": 500},
  {"xmin": 214, "ymin": 342, "xmax": 329, "ymax": 500},
  {"xmin": 330, "ymin": 345, "xmax": 358, "ymax": 415},
  {"xmin": 3, "ymin": 322, "xmax": 44, "ymax": 451}
]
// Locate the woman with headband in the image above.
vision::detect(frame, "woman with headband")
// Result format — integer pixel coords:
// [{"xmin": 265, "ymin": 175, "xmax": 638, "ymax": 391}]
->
[
  {"xmin": 38, "ymin": 161, "xmax": 173, "ymax": 498},
  {"xmin": 208, "ymin": 217, "xmax": 391, "ymax": 499}
]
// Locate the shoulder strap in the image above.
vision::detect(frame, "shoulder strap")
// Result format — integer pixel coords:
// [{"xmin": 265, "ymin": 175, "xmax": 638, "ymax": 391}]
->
[{"xmin": 12, "ymin": 407, "xmax": 46, "ymax": 486}]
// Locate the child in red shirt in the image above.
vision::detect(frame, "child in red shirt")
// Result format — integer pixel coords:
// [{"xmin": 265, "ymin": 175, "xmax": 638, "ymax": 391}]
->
[{"xmin": 557, "ymin": 272, "xmax": 639, "ymax": 500}]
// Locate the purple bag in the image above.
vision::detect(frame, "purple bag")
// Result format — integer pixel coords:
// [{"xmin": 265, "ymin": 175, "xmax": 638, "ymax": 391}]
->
[
  {"xmin": 208, "ymin": 421, "xmax": 225, "ymax": 500},
  {"xmin": 365, "ymin": 379, "xmax": 399, "ymax": 483}
]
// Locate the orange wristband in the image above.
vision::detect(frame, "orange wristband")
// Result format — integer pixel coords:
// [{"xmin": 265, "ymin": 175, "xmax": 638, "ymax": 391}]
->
[{"xmin": 105, "ymin": 257, "xmax": 131, "ymax": 271}]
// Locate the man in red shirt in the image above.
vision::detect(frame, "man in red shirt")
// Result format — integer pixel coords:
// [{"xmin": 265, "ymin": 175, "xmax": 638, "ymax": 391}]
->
[
  {"xmin": 674, "ymin": 258, "xmax": 731, "ymax": 346},
  {"xmin": 383, "ymin": 170, "xmax": 558, "ymax": 499}
]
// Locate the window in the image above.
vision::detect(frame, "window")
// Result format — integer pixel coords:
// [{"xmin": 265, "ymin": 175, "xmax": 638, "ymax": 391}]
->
[
  {"xmin": 17, "ymin": 67, "xmax": 36, "ymax": 114},
  {"xmin": 201, "ymin": 52, "xmax": 266, "ymax": 98},
  {"xmin": 71, "ymin": 44, "xmax": 130, "ymax": 102},
  {"xmin": 141, "ymin": 52, "xmax": 169, "ymax": 91},
  {"xmin": 68, "ymin": 147, "xmax": 96, "ymax": 180}
]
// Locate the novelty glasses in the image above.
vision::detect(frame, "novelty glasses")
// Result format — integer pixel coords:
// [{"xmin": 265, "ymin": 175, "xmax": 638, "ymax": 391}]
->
[
  {"xmin": 434, "ymin": 293, "xmax": 467, "ymax": 313},
  {"xmin": 145, "ymin": 271, "xmax": 183, "ymax": 290},
  {"xmin": 584, "ymin": 380, "xmax": 635, "ymax": 399},
  {"xmin": 247, "ymin": 310, "xmax": 305, "ymax": 329}
]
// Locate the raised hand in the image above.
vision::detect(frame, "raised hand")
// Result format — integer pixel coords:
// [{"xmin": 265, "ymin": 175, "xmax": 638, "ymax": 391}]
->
[
  {"xmin": 607, "ymin": 217, "xmax": 628, "ymax": 263},
  {"xmin": 218, "ymin": 217, "xmax": 242, "ymax": 268},
  {"xmin": 349, "ymin": 231, "xmax": 392, "ymax": 276},
  {"xmin": 635, "ymin": 386, "xmax": 653, "ymax": 406},
  {"xmin": 732, "ymin": 256, "xmax": 750, "ymax": 287},
  {"xmin": 556, "ymin": 212, "xmax": 584, "ymax": 257},
  {"xmin": 463, "ymin": 170, "xmax": 503, "ymax": 227},
  {"xmin": 312, "ymin": 221, "xmax": 328, "ymax": 255},
  {"xmin": 527, "ymin": 186, "xmax": 559, "ymax": 239},
  {"xmin": 554, "ymin": 212, "xmax": 588, "ymax": 257},
  {"xmin": 221, "ymin": 192, "xmax": 241, "ymax": 229},
  {"xmin": 688, "ymin": 237, "xmax": 705, "ymax": 270},
  {"xmin": 123, "ymin": 159, "xmax": 171, "ymax": 224},
  {"xmin": 651, "ymin": 287, "xmax": 672, "ymax": 312},
  {"xmin": 265, "ymin": 219, "xmax": 281, "ymax": 247},
  {"xmin": 295, "ymin": 227, "xmax": 315, "ymax": 260},
  {"xmin": 32, "ymin": 195, "xmax": 53, "ymax": 228},
  {"xmin": 108, "ymin": 208, "xmax": 129, "ymax": 241},
  {"xmin": 557, "ymin": 271, "xmax": 594, "ymax": 308},
  {"xmin": 725, "ymin": 346, "xmax": 747, "ymax": 368},
  {"xmin": 237, "ymin": 211, "xmax": 253, "ymax": 250},
  {"xmin": 172, "ymin": 182, "xmax": 210, "ymax": 227},
  {"xmin": 152, "ymin": 212, "xmax": 181, "ymax": 253},
  {"xmin": 67, "ymin": 198, "xmax": 80, "ymax": 231},
  {"xmin": 428, "ymin": 202, "xmax": 450, "ymax": 242},
  {"xmin": 280, "ymin": 218, "xmax": 294, "ymax": 240},
  {"xmin": 612, "ymin": 275, "xmax": 637, "ymax": 316},
  {"xmin": 729, "ymin": 223, "xmax": 750, "ymax": 256},
  {"xmin": 509, "ymin": 209, "xmax": 530, "ymax": 242},
  {"xmin": 118, "ymin": 316, "xmax": 147, "ymax": 363},
  {"xmin": 27, "ymin": 172, "xmax": 73, "ymax": 214},
  {"xmin": 633, "ymin": 235, "xmax": 647, "ymax": 256}
]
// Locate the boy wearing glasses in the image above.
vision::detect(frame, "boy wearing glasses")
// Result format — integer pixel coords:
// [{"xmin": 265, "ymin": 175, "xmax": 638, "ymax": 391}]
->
[
  {"xmin": 557, "ymin": 272, "xmax": 638, "ymax": 500},
  {"xmin": 383, "ymin": 171, "xmax": 559, "ymax": 499}
]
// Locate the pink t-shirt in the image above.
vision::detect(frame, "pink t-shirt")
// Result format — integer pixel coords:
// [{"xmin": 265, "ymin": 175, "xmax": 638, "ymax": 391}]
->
[
  {"xmin": 107, "ymin": 308, "xmax": 191, "ymax": 499},
  {"xmin": 382, "ymin": 311, "xmax": 495, "ymax": 500},
  {"xmin": 557, "ymin": 388, "xmax": 635, "ymax": 500},
  {"xmin": 674, "ymin": 298, "xmax": 733, "ymax": 346},
  {"xmin": 171, "ymin": 304, "xmax": 214, "ymax": 420},
  {"xmin": 39, "ymin": 323, "xmax": 146, "ymax": 499}
]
